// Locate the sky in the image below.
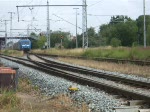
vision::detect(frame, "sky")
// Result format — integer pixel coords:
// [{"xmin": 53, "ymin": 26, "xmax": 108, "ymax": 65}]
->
[{"xmin": 0, "ymin": 0, "xmax": 150, "ymax": 37}]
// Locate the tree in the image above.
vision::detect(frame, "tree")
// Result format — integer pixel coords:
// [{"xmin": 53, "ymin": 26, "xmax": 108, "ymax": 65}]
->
[
  {"xmin": 99, "ymin": 24, "xmax": 118, "ymax": 45},
  {"xmin": 99, "ymin": 16, "xmax": 138, "ymax": 46},
  {"xmin": 110, "ymin": 15, "xmax": 132, "ymax": 24},
  {"xmin": 50, "ymin": 31, "xmax": 71, "ymax": 48},
  {"xmin": 88, "ymin": 27, "xmax": 100, "ymax": 47},
  {"xmin": 30, "ymin": 33, "xmax": 39, "ymax": 49},
  {"xmin": 110, "ymin": 38, "xmax": 121, "ymax": 47},
  {"xmin": 115, "ymin": 21, "xmax": 138, "ymax": 46},
  {"xmin": 37, "ymin": 35, "xmax": 46, "ymax": 48},
  {"xmin": 136, "ymin": 15, "xmax": 150, "ymax": 45}
]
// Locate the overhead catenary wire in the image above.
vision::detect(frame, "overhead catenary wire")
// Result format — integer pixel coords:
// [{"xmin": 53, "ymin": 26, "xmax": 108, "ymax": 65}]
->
[
  {"xmin": 53, "ymin": 14, "xmax": 82, "ymax": 30},
  {"xmin": 88, "ymin": 0, "xmax": 104, "ymax": 8}
]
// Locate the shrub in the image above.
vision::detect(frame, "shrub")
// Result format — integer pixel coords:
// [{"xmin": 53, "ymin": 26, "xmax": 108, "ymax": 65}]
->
[{"xmin": 110, "ymin": 38, "xmax": 121, "ymax": 47}]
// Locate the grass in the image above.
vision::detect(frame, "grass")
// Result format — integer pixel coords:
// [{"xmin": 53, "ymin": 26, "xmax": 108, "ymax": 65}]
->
[
  {"xmin": 32, "ymin": 48, "xmax": 84, "ymax": 57},
  {"xmin": 0, "ymin": 78, "xmax": 89, "ymax": 112},
  {"xmin": 82, "ymin": 47, "xmax": 150, "ymax": 60},
  {"xmin": 18, "ymin": 78, "xmax": 39, "ymax": 93},
  {"xmin": 31, "ymin": 46, "xmax": 150, "ymax": 60},
  {"xmin": 58, "ymin": 57, "xmax": 150, "ymax": 78},
  {"xmin": 1, "ymin": 46, "xmax": 150, "ymax": 60},
  {"xmin": 0, "ymin": 91, "xmax": 20, "ymax": 109},
  {"xmin": 1, "ymin": 50, "xmax": 24, "ymax": 57}
]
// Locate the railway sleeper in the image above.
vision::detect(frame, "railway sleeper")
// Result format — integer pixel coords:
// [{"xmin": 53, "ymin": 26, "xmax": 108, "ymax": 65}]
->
[
  {"xmin": 128, "ymin": 100, "xmax": 147, "ymax": 106},
  {"xmin": 113, "ymin": 106, "xmax": 139, "ymax": 112},
  {"xmin": 113, "ymin": 106, "xmax": 150, "ymax": 112},
  {"xmin": 138, "ymin": 109, "xmax": 150, "ymax": 112}
]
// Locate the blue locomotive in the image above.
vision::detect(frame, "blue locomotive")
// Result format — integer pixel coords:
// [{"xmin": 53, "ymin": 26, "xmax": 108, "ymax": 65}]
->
[{"xmin": 13, "ymin": 39, "xmax": 31, "ymax": 51}]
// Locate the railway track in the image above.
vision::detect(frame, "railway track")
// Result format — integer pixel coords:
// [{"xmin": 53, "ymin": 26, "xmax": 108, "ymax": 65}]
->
[
  {"xmin": 33, "ymin": 54, "xmax": 150, "ymax": 88},
  {"xmin": 0, "ymin": 54, "xmax": 150, "ymax": 111},
  {"xmin": 30, "ymin": 53, "xmax": 150, "ymax": 66}
]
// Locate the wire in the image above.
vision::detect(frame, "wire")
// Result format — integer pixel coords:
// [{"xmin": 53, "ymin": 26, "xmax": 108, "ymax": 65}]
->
[
  {"xmin": 33, "ymin": 0, "xmax": 43, "ymax": 19},
  {"xmin": 88, "ymin": 0, "xmax": 104, "ymax": 8},
  {"xmin": 53, "ymin": 14, "xmax": 82, "ymax": 30}
]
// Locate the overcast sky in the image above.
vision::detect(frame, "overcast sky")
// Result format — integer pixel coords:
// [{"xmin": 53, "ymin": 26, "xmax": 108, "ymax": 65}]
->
[{"xmin": 0, "ymin": 0, "xmax": 150, "ymax": 37}]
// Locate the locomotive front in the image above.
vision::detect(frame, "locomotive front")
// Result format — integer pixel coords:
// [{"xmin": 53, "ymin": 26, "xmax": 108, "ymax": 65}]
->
[{"xmin": 19, "ymin": 39, "xmax": 31, "ymax": 51}]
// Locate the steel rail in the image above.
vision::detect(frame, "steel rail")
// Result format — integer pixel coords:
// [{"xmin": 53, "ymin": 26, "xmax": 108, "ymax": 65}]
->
[
  {"xmin": 31, "ymin": 53, "xmax": 150, "ymax": 66},
  {"xmin": 1, "ymin": 54, "xmax": 150, "ymax": 102},
  {"xmin": 34, "ymin": 54, "xmax": 150, "ymax": 88},
  {"xmin": 1, "ymin": 54, "xmax": 150, "ymax": 88}
]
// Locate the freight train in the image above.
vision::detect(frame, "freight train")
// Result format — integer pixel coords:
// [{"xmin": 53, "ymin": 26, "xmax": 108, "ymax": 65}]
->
[{"xmin": 13, "ymin": 39, "xmax": 31, "ymax": 51}]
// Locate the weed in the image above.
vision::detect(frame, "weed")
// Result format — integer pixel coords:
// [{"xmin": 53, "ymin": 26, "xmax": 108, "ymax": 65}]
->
[
  {"xmin": 18, "ymin": 78, "xmax": 38, "ymax": 93},
  {"xmin": 0, "ymin": 91, "xmax": 20, "ymax": 108},
  {"xmin": 1, "ymin": 50, "xmax": 24, "ymax": 57}
]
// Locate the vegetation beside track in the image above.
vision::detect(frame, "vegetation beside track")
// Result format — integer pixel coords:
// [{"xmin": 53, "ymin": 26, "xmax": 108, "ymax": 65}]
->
[
  {"xmin": 31, "ymin": 47, "xmax": 150, "ymax": 60},
  {"xmin": 58, "ymin": 57, "xmax": 150, "ymax": 78},
  {"xmin": 0, "ymin": 77, "xmax": 89, "ymax": 112},
  {"xmin": 0, "ymin": 50, "xmax": 24, "ymax": 57},
  {"xmin": 1, "ymin": 46, "xmax": 150, "ymax": 60}
]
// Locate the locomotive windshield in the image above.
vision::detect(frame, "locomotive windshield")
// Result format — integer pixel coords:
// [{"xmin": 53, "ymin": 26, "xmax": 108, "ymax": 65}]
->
[{"xmin": 21, "ymin": 41, "xmax": 30, "ymax": 45}]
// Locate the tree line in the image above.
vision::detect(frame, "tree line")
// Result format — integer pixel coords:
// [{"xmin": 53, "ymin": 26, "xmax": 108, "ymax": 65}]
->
[{"xmin": 31, "ymin": 15, "xmax": 150, "ymax": 49}]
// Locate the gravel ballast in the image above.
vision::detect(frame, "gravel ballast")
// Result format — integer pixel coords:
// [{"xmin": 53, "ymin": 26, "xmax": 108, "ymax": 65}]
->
[{"xmin": 1, "ymin": 58, "xmax": 121, "ymax": 112}]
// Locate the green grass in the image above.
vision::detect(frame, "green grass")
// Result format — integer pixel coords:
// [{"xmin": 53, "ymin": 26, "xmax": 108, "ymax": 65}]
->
[
  {"xmin": 82, "ymin": 47, "xmax": 150, "ymax": 60},
  {"xmin": 31, "ymin": 47, "xmax": 150, "ymax": 60}
]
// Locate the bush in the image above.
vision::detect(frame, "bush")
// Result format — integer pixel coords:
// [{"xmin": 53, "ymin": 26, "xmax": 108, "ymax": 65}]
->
[
  {"xmin": 110, "ymin": 38, "xmax": 121, "ymax": 47},
  {"xmin": 132, "ymin": 42, "xmax": 138, "ymax": 47}
]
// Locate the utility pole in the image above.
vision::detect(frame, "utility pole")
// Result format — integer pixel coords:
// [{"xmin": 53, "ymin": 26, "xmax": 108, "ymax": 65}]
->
[
  {"xmin": 82, "ymin": 0, "xmax": 88, "ymax": 48},
  {"xmin": 47, "ymin": 0, "xmax": 50, "ymax": 49},
  {"xmin": 29, "ymin": 7, "xmax": 34, "ymax": 31},
  {"xmin": 4, "ymin": 20, "xmax": 10, "ymax": 48},
  {"xmin": 143, "ymin": 0, "xmax": 146, "ymax": 48},
  {"xmin": 73, "ymin": 8, "xmax": 79, "ymax": 48},
  {"xmin": 8, "ymin": 12, "xmax": 15, "ymax": 37},
  {"xmin": 27, "ymin": 24, "xmax": 30, "ymax": 37}
]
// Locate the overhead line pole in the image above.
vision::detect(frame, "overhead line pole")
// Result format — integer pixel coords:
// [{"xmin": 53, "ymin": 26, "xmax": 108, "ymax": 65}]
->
[
  {"xmin": 47, "ymin": 0, "xmax": 50, "ymax": 49},
  {"xmin": 143, "ymin": 0, "xmax": 146, "ymax": 48},
  {"xmin": 82, "ymin": 0, "xmax": 88, "ymax": 48},
  {"xmin": 8, "ymin": 12, "xmax": 15, "ymax": 37},
  {"xmin": 4, "ymin": 20, "xmax": 10, "ymax": 48},
  {"xmin": 73, "ymin": 8, "xmax": 79, "ymax": 48}
]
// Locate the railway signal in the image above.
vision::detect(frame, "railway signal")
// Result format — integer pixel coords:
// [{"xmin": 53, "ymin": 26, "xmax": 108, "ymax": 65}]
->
[{"xmin": 60, "ymin": 35, "xmax": 63, "ymax": 39}]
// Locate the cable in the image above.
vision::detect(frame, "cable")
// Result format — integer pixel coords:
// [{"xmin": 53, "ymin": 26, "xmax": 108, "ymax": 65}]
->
[
  {"xmin": 53, "ymin": 14, "xmax": 82, "ymax": 29},
  {"xmin": 88, "ymin": 0, "xmax": 104, "ymax": 8}
]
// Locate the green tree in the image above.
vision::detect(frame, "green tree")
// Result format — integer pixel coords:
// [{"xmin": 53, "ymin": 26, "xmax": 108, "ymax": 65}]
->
[
  {"xmin": 50, "ymin": 31, "xmax": 71, "ymax": 48},
  {"xmin": 99, "ymin": 24, "xmax": 118, "ymax": 45},
  {"xmin": 37, "ymin": 35, "xmax": 46, "ymax": 48},
  {"xmin": 136, "ymin": 15, "xmax": 150, "ymax": 45},
  {"xmin": 30, "ymin": 32, "xmax": 39, "ymax": 49},
  {"xmin": 88, "ymin": 27, "xmax": 100, "ymax": 47},
  {"xmin": 115, "ymin": 21, "xmax": 138, "ymax": 46},
  {"xmin": 110, "ymin": 38, "xmax": 121, "ymax": 47},
  {"xmin": 99, "ymin": 16, "xmax": 138, "ymax": 46},
  {"xmin": 110, "ymin": 15, "xmax": 132, "ymax": 24}
]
